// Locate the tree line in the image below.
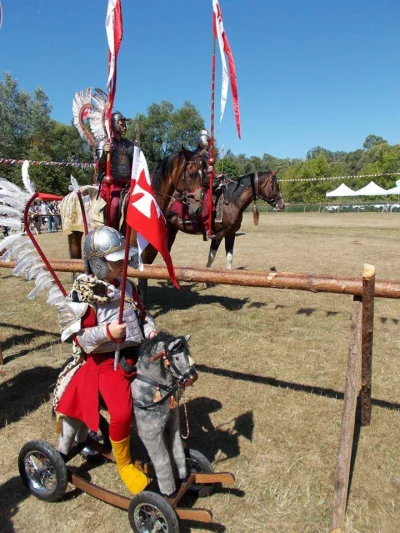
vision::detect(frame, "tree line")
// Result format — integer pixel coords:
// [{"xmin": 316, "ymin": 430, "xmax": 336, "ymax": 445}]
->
[{"xmin": 1, "ymin": 72, "xmax": 399, "ymax": 202}]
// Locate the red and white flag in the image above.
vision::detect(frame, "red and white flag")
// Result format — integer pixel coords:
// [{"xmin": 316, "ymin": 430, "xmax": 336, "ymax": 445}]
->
[
  {"xmin": 126, "ymin": 147, "xmax": 179, "ymax": 289},
  {"xmin": 212, "ymin": 0, "xmax": 241, "ymax": 139},
  {"xmin": 105, "ymin": 0, "xmax": 123, "ymax": 139}
]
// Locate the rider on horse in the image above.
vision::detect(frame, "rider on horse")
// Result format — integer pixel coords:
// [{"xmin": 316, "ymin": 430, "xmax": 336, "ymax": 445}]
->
[
  {"xmin": 54, "ymin": 226, "xmax": 157, "ymax": 495},
  {"xmin": 96, "ymin": 112, "xmax": 133, "ymax": 229}
]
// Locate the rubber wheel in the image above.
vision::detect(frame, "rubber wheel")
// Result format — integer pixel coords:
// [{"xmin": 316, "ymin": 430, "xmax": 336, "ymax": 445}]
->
[
  {"xmin": 18, "ymin": 440, "xmax": 68, "ymax": 502},
  {"xmin": 185, "ymin": 448, "xmax": 215, "ymax": 498},
  {"xmin": 128, "ymin": 490, "xmax": 180, "ymax": 533}
]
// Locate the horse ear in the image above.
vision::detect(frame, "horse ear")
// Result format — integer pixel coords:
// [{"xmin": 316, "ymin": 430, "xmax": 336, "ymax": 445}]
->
[
  {"xmin": 181, "ymin": 146, "xmax": 193, "ymax": 161},
  {"xmin": 168, "ymin": 338, "xmax": 182, "ymax": 352},
  {"xmin": 272, "ymin": 169, "xmax": 279, "ymax": 177}
]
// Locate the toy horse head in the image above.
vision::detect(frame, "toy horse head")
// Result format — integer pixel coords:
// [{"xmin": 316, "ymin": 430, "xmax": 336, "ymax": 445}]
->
[{"xmin": 137, "ymin": 332, "xmax": 198, "ymax": 388}]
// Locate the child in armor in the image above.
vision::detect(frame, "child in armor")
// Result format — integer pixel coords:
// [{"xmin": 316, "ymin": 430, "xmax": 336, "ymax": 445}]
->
[{"xmin": 54, "ymin": 226, "xmax": 157, "ymax": 494}]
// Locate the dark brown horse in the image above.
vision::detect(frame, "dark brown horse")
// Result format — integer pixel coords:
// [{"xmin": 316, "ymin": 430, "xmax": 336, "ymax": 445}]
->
[
  {"xmin": 166, "ymin": 170, "xmax": 285, "ymax": 270},
  {"xmin": 62, "ymin": 146, "xmax": 209, "ymax": 263}
]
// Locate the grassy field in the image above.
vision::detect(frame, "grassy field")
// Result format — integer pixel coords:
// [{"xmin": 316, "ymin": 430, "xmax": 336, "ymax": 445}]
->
[{"xmin": 1, "ymin": 212, "xmax": 400, "ymax": 533}]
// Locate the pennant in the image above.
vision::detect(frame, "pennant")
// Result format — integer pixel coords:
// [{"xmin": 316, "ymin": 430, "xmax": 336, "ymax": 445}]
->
[
  {"xmin": 105, "ymin": 0, "xmax": 123, "ymax": 139},
  {"xmin": 126, "ymin": 147, "xmax": 179, "ymax": 289},
  {"xmin": 212, "ymin": 0, "xmax": 241, "ymax": 139}
]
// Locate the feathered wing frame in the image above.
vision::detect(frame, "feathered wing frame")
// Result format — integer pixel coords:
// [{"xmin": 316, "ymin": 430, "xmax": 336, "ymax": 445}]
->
[
  {"xmin": 0, "ymin": 162, "xmax": 86, "ymax": 326},
  {"xmin": 72, "ymin": 87, "xmax": 108, "ymax": 147}
]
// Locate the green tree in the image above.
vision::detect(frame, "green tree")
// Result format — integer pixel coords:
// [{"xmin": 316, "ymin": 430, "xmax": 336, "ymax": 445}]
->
[
  {"xmin": 129, "ymin": 101, "xmax": 205, "ymax": 171},
  {"xmin": 362, "ymin": 134, "xmax": 387, "ymax": 151},
  {"xmin": 215, "ymin": 157, "xmax": 240, "ymax": 178}
]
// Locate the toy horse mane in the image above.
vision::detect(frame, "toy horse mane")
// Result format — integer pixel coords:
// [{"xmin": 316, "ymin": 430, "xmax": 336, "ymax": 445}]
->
[{"xmin": 137, "ymin": 331, "xmax": 182, "ymax": 369}]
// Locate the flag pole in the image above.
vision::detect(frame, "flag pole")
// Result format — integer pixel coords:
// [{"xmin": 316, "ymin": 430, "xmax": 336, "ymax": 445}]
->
[
  {"xmin": 113, "ymin": 120, "xmax": 140, "ymax": 371},
  {"xmin": 208, "ymin": 15, "xmax": 216, "ymax": 239}
]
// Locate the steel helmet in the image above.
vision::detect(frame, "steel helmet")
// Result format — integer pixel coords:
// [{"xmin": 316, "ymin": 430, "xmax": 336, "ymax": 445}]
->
[
  {"xmin": 197, "ymin": 129, "xmax": 210, "ymax": 149},
  {"xmin": 111, "ymin": 111, "xmax": 130, "ymax": 133},
  {"xmin": 83, "ymin": 226, "xmax": 137, "ymax": 279}
]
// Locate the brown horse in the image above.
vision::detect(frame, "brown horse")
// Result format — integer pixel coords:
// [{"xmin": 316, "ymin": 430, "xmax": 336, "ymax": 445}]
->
[
  {"xmin": 62, "ymin": 146, "xmax": 209, "ymax": 264},
  {"xmin": 166, "ymin": 170, "xmax": 285, "ymax": 270}
]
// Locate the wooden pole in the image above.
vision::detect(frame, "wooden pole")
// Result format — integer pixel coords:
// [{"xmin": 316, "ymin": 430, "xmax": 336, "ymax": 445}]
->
[
  {"xmin": 1, "ymin": 260, "xmax": 399, "ymax": 299},
  {"xmin": 330, "ymin": 295, "xmax": 362, "ymax": 532},
  {"xmin": 360, "ymin": 264, "xmax": 376, "ymax": 425},
  {"xmin": 0, "ymin": 341, "xmax": 3, "ymax": 365}
]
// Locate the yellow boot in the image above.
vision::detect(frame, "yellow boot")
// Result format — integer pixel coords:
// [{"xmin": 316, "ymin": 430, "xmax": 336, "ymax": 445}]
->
[{"xmin": 110, "ymin": 436, "xmax": 148, "ymax": 494}]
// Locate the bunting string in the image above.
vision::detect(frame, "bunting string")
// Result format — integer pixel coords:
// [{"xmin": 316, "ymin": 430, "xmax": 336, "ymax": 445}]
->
[
  {"xmin": 0, "ymin": 158, "xmax": 95, "ymax": 170},
  {"xmin": 279, "ymin": 172, "xmax": 400, "ymax": 183}
]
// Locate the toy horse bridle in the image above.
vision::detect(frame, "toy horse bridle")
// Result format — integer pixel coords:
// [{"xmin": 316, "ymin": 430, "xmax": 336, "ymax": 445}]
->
[{"xmin": 133, "ymin": 342, "xmax": 196, "ymax": 410}]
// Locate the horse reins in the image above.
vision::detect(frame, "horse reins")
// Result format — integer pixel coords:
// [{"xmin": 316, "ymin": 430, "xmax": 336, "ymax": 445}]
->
[{"xmin": 133, "ymin": 346, "xmax": 194, "ymax": 410}]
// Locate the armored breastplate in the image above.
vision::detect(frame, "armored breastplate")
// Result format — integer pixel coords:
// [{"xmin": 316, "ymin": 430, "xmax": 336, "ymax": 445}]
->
[{"xmin": 110, "ymin": 138, "xmax": 134, "ymax": 180}]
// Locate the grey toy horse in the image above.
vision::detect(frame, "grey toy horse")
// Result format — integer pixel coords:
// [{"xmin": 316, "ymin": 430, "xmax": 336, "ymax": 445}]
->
[{"xmin": 132, "ymin": 332, "xmax": 198, "ymax": 497}]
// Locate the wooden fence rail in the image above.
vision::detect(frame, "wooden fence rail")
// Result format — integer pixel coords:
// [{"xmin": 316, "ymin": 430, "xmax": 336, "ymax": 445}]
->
[{"xmin": 1, "ymin": 258, "xmax": 399, "ymax": 298}]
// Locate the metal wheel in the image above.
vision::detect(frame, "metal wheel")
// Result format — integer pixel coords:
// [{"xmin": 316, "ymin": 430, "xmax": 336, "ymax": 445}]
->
[
  {"xmin": 18, "ymin": 440, "xmax": 68, "ymax": 502},
  {"xmin": 128, "ymin": 491, "xmax": 180, "ymax": 533},
  {"xmin": 185, "ymin": 448, "xmax": 215, "ymax": 498}
]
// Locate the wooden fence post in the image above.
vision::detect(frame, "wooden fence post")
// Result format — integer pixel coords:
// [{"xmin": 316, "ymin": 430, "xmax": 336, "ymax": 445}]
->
[
  {"xmin": 360, "ymin": 264, "xmax": 375, "ymax": 426},
  {"xmin": 330, "ymin": 295, "xmax": 362, "ymax": 532}
]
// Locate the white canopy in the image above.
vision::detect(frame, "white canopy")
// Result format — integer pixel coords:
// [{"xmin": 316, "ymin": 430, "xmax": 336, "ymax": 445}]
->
[
  {"xmin": 325, "ymin": 183, "xmax": 356, "ymax": 197},
  {"xmin": 385, "ymin": 180, "xmax": 400, "ymax": 194},
  {"xmin": 352, "ymin": 181, "xmax": 388, "ymax": 196}
]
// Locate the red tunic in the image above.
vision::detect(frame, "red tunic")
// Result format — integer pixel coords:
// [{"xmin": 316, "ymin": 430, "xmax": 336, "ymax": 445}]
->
[{"xmin": 56, "ymin": 306, "xmax": 137, "ymax": 441}]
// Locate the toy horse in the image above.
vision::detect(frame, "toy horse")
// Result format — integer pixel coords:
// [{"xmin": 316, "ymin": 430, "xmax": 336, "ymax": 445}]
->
[{"xmin": 132, "ymin": 332, "xmax": 197, "ymax": 496}]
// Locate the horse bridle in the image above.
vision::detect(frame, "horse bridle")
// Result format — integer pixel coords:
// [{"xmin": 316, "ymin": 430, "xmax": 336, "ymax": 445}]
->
[
  {"xmin": 155, "ymin": 153, "xmax": 207, "ymax": 204},
  {"xmin": 179, "ymin": 154, "xmax": 208, "ymax": 204},
  {"xmin": 133, "ymin": 342, "xmax": 197, "ymax": 410},
  {"xmin": 251, "ymin": 172, "xmax": 282, "ymax": 207}
]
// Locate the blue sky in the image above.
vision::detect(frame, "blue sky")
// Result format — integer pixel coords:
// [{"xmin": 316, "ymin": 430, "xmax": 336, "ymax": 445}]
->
[{"xmin": 1, "ymin": 0, "xmax": 400, "ymax": 159}]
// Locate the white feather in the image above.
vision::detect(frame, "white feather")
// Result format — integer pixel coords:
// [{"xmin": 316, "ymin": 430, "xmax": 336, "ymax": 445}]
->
[
  {"xmin": 13, "ymin": 254, "xmax": 38, "ymax": 275},
  {"xmin": 0, "ymin": 193, "xmax": 25, "ymax": 211},
  {"xmin": 0, "ymin": 250, "xmax": 11, "ymax": 262},
  {"xmin": 47, "ymin": 285, "xmax": 61, "ymax": 297},
  {"xmin": 0, "ymin": 232, "xmax": 24, "ymax": 251},
  {"xmin": 13, "ymin": 246, "xmax": 35, "ymax": 262},
  {"xmin": 0, "ymin": 205, "xmax": 23, "ymax": 218},
  {"xmin": 88, "ymin": 88, "xmax": 107, "ymax": 140},
  {"xmin": 47, "ymin": 289, "xmax": 65, "ymax": 306},
  {"xmin": 0, "ymin": 178, "xmax": 23, "ymax": 195},
  {"xmin": 35, "ymin": 270, "xmax": 53, "ymax": 285},
  {"xmin": 72, "ymin": 88, "xmax": 92, "ymax": 143},
  {"xmin": 28, "ymin": 277, "xmax": 54, "ymax": 299},
  {"xmin": 22, "ymin": 161, "xmax": 35, "ymax": 195},
  {"xmin": 8, "ymin": 239, "xmax": 34, "ymax": 258},
  {"xmin": 0, "ymin": 218, "xmax": 23, "ymax": 229},
  {"xmin": 25, "ymin": 262, "xmax": 44, "ymax": 280},
  {"xmin": 70, "ymin": 175, "xmax": 80, "ymax": 193}
]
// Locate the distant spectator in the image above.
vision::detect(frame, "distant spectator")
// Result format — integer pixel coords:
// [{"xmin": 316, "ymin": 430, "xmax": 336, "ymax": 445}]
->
[
  {"xmin": 45, "ymin": 202, "xmax": 57, "ymax": 233},
  {"xmin": 55, "ymin": 201, "xmax": 62, "ymax": 230}
]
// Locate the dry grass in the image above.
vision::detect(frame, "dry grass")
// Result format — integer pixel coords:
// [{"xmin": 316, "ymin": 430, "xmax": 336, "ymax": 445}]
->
[{"xmin": 1, "ymin": 212, "xmax": 400, "ymax": 533}]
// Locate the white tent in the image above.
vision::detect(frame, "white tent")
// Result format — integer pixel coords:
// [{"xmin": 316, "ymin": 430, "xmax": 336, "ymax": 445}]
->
[
  {"xmin": 325, "ymin": 183, "xmax": 356, "ymax": 197},
  {"xmin": 352, "ymin": 181, "xmax": 389, "ymax": 196},
  {"xmin": 385, "ymin": 180, "xmax": 400, "ymax": 194}
]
